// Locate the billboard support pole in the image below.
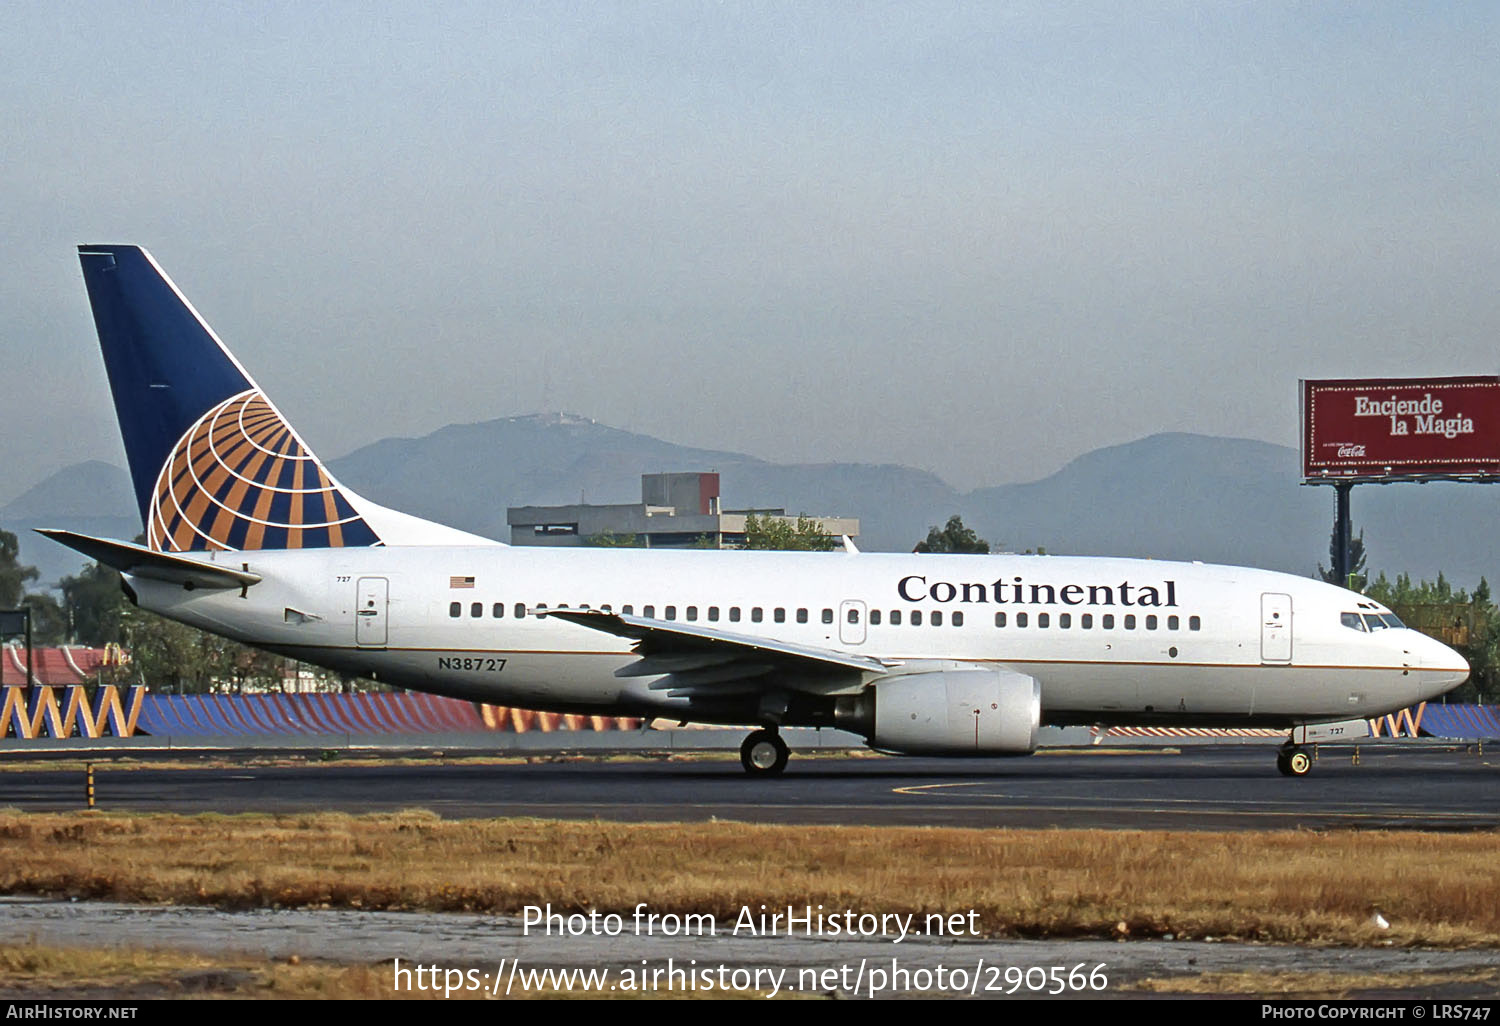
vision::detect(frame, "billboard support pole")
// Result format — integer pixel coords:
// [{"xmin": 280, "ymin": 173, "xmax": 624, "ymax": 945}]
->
[{"xmin": 1334, "ymin": 482, "xmax": 1353, "ymax": 588}]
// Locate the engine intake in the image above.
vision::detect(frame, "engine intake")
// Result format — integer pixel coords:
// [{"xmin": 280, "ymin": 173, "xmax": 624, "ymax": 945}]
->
[{"xmin": 837, "ymin": 668, "xmax": 1040, "ymax": 755}]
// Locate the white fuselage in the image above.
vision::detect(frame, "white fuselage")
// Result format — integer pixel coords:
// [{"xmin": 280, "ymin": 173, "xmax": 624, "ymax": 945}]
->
[{"xmin": 131, "ymin": 546, "xmax": 1467, "ymax": 729}]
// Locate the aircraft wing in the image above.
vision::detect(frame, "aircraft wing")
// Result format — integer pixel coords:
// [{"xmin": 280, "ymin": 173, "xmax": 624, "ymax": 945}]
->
[
  {"xmin": 542, "ymin": 609, "xmax": 891, "ymax": 697},
  {"xmin": 36, "ymin": 529, "xmax": 263, "ymax": 590}
]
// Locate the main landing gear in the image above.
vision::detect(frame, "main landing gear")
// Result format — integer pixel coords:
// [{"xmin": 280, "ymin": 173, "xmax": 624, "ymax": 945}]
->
[
  {"xmin": 740, "ymin": 729, "xmax": 790, "ymax": 776},
  {"xmin": 1276, "ymin": 741, "xmax": 1312, "ymax": 777}
]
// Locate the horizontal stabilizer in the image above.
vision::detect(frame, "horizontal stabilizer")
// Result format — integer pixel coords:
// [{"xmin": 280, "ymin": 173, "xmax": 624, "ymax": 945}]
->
[{"xmin": 37, "ymin": 529, "xmax": 262, "ymax": 590}]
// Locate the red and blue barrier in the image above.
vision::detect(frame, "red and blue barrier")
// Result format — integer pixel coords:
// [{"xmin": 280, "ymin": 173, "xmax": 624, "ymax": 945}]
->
[
  {"xmin": 1414, "ymin": 703, "xmax": 1500, "ymax": 740},
  {"xmin": 3, "ymin": 685, "xmax": 640, "ymax": 739},
  {"xmin": 8, "ymin": 683, "xmax": 1491, "ymax": 742},
  {"xmin": 132, "ymin": 692, "xmax": 639, "ymax": 736}
]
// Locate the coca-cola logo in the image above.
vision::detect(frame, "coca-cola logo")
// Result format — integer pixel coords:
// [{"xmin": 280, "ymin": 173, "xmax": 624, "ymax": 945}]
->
[{"xmin": 1337, "ymin": 444, "xmax": 1367, "ymax": 458}]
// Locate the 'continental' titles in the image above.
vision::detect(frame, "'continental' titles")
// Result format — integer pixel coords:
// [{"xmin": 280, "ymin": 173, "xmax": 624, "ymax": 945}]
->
[{"xmin": 898, "ymin": 576, "xmax": 1177, "ymax": 607}]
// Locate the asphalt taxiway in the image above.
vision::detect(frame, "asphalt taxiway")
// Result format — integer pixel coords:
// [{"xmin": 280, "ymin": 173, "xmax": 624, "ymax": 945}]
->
[{"xmin": 4, "ymin": 743, "xmax": 1496, "ymax": 829}]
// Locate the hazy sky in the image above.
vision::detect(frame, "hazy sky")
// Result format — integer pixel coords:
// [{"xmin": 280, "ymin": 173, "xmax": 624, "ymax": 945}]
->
[{"xmin": 3, "ymin": 2, "xmax": 1497, "ymax": 503}]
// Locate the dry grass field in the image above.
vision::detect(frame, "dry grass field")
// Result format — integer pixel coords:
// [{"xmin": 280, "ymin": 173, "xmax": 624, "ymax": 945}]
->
[{"xmin": 1, "ymin": 810, "xmax": 1496, "ymax": 947}]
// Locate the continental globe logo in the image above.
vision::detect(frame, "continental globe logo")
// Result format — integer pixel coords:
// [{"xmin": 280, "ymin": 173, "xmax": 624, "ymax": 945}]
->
[{"xmin": 147, "ymin": 390, "xmax": 379, "ymax": 551}]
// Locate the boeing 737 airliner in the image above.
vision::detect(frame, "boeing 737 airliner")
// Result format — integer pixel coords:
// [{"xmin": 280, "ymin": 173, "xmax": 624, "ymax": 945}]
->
[{"xmin": 44, "ymin": 245, "xmax": 1469, "ymax": 776}]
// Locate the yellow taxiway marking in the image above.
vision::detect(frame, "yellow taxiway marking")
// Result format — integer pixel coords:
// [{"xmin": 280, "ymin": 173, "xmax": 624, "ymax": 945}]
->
[{"xmin": 888, "ymin": 781, "xmax": 1494, "ymax": 822}]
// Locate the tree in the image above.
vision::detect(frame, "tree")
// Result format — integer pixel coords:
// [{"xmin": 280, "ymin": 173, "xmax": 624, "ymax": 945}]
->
[
  {"xmin": 1365, "ymin": 571, "xmax": 1495, "ymax": 703},
  {"xmin": 0, "ymin": 526, "xmax": 39, "ymax": 608},
  {"xmin": 60, "ymin": 560, "xmax": 129, "ymax": 646},
  {"xmin": 22, "ymin": 592, "xmax": 66, "ymax": 644},
  {"xmin": 583, "ymin": 531, "xmax": 644, "ymax": 547},
  {"xmin": 915, "ymin": 515, "xmax": 990, "ymax": 554},
  {"xmin": 118, "ymin": 603, "xmax": 286, "ymax": 693},
  {"xmin": 1317, "ymin": 524, "xmax": 1367, "ymax": 590},
  {"xmin": 2, "ymin": 524, "xmax": 67, "ymax": 643},
  {"xmin": 743, "ymin": 514, "xmax": 836, "ymax": 551}
]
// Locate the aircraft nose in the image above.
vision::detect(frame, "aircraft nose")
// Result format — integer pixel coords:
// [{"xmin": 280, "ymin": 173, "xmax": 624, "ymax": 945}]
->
[{"xmin": 1417, "ymin": 632, "xmax": 1469, "ymax": 691}]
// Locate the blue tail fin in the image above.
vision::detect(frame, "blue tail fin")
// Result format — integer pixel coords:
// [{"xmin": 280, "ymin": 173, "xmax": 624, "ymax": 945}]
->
[{"xmin": 78, "ymin": 245, "xmax": 382, "ymax": 552}]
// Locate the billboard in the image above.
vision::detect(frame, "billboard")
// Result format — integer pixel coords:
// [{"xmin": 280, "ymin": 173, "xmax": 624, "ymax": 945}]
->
[{"xmin": 1302, "ymin": 376, "xmax": 1500, "ymax": 480}]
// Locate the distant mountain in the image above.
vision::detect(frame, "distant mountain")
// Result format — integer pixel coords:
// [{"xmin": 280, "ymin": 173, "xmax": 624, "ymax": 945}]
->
[
  {"xmin": 8, "ymin": 420, "xmax": 1499, "ymax": 591},
  {"xmin": 3, "ymin": 460, "xmax": 134, "ymax": 520},
  {"xmin": 2, "ymin": 461, "xmax": 138, "ymax": 588},
  {"xmin": 326, "ymin": 412, "xmax": 957, "ymax": 550},
  {"xmin": 960, "ymin": 433, "xmax": 1323, "ymax": 569}
]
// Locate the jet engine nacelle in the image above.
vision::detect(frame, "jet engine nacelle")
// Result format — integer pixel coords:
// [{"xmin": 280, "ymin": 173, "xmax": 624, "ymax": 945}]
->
[{"xmin": 838, "ymin": 668, "xmax": 1041, "ymax": 755}]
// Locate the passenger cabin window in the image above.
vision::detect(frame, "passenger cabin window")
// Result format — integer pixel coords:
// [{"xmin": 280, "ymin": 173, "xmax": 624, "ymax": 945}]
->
[
  {"xmin": 728, "ymin": 607, "xmax": 740, "ymax": 622},
  {"xmin": 1146, "ymin": 615, "xmax": 1158, "ymax": 630},
  {"xmin": 751, "ymin": 608, "xmax": 763, "ymax": 623},
  {"xmin": 1124, "ymin": 614, "xmax": 1136, "ymax": 630},
  {"xmin": 470, "ymin": 602, "xmax": 482, "ymax": 618},
  {"xmin": 774, "ymin": 608, "xmax": 786, "ymax": 623},
  {"xmin": 846, "ymin": 608, "xmax": 860, "ymax": 624},
  {"xmin": 870, "ymin": 609, "xmax": 881, "ymax": 625},
  {"xmin": 686, "ymin": 606, "xmax": 698, "ymax": 621},
  {"xmin": 707, "ymin": 606, "xmax": 719, "ymax": 622},
  {"xmin": 514, "ymin": 603, "xmax": 526, "ymax": 618},
  {"xmin": 890, "ymin": 610, "xmax": 902, "ymax": 626},
  {"xmin": 1168, "ymin": 615, "xmax": 1179, "ymax": 630},
  {"xmin": 1081, "ymin": 613, "xmax": 1093, "ymax": 629},
  {"xmin": 1189, "ymin": 616, "xmax": 1201, "ymax": 631},
  {"xmin": 493, "ymin": 603, "xmax": 504, "ymax": 618},
  {"xmin": 1016, "ymin": 612, "xmax": 1028, "ymax": 628},
  {"xmin": 449, "ymin": 602, "xmax": 461, "ymax": 618},
  {"xmin": 1037, "ymin": 612, "xmax": 1049, "ymax": 628},
  {"xmin": 911, "ymin": 610, "xmax": 923, "ymax": 626},
  {"xmin": 952, "ymin": 611, "xmax": 964, "ymax": 627},
  {"xmin": 665, "ymin": 606, "xmax": 677, "ymax": 620},
  {"xmin": 822, "ymin": 609, "xmax": 834, "ymax": 625},
  {"xmin": 643, "ymin": 605, "xmax": 655, "ymax": 618},
  {"xmin": 931, "ymin": 611, "xmax": 943, "ymax": 627},
  {"xmin": 1059, "ymin": 613, "xmax": 1071, "ymax": 629},
  {"xmin": 796, "ymin": 609, "xmax": 808, "ymax": 624}
]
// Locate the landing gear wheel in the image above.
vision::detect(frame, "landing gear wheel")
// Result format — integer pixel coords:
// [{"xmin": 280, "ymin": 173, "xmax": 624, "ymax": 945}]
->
[
  {"xmin": 1277, "ymin": 747, "xmax": 1312, "ymax": 777},
  {"xmin": 740, "ymin": 729, "xmax": 790, "ymax": 777}
]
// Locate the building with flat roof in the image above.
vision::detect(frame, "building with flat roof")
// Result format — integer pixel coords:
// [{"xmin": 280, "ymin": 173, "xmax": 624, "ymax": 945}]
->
[{"xmin": 506, "ymin": 472, "xmax": 859, "ymax": 549}]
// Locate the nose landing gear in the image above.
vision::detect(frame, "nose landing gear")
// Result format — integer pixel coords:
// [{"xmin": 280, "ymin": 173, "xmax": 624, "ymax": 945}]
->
[
  {"xmin": 1276, "ymin": 743, "xmax": 1312, "ymax": 777},
  {"xmin": 740, "ymin": 729, "xmax": 790, "ymax": 776}
]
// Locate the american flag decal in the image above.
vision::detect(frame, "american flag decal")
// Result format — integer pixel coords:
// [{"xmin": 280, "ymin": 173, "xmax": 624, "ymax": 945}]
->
[{"xmin": 450, "ymin": 576, "xmax": 476, "ymax": 589}]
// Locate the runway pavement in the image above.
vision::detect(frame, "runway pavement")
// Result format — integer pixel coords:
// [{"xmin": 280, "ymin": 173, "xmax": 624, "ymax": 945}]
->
[{"xmin": 4, "ymin": 743, "xmax": 1496, "ymax": 829}]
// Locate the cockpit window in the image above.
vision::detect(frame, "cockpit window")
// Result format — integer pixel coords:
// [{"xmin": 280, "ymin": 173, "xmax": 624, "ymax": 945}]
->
[
  {"xmin": 1380, "ymin": 613, "xmax": 1405, "ymax": 629},
  {"xmin": 1341, "ymin": 612, "xmax": 1367, "ymax": 632},
  {"xmin": 1362, "ymin": 613, "xmax": 1389, "ymax": 631}
]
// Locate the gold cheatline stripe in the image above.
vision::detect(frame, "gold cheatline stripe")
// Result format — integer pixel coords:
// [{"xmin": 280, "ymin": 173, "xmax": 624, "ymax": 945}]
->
[{"xmin": 254, "ymin": 644, "xmax": 1419, "ymax": 673}]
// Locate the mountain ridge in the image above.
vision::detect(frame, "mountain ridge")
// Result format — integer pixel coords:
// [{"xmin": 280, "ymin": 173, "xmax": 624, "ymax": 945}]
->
[{"xmin": 6, "ymin": 416, "xmax": 1497, "ymax": 590}]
